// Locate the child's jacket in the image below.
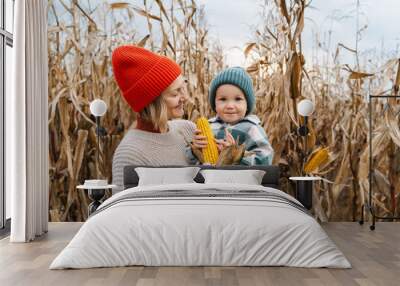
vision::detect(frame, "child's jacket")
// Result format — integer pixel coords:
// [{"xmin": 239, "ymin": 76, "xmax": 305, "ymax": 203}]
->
[{"xmin": 186, "ymin": 114, "xmax": 274, "ymax": 165}]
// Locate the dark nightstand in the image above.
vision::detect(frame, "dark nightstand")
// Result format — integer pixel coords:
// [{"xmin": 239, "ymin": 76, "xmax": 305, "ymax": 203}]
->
[
  {"xmin": 289, "ymin": 176, "xmax": 321, "ymax": 210},
  {"xmin": 77, "ymin": 184, "xmax": 116, "ymax": 216}
]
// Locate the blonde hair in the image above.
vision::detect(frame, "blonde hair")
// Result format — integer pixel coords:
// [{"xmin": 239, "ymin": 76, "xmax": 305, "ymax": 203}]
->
[{"xmin": 138, "ymin": 96, "xmax": 169, "ymax": 132}]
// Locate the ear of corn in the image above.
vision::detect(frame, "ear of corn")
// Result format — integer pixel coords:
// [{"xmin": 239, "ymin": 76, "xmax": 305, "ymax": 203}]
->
[
  {"xmin": 196, "ymin": 117, "xmax": 219, "ymax": 165},
  {"xmin": 304, "ymin": 147, "xmax": 329, "ymax": 174}
]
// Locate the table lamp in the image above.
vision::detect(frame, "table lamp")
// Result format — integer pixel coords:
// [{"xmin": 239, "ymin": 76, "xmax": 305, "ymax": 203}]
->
[
  {"xmin": 85, "ymin": 99, "xmax": 108, "ymax": 215},
  {"xmin": 89, "ymin": 99, "xmax": 108, "ymax": 178},
  {"xmin": 297, "ymin": 99, "xmax": 315, "ymax": 163},
  {"xmin": 293, "ymin": 99, "xmax": 316, "ymax": 209}
]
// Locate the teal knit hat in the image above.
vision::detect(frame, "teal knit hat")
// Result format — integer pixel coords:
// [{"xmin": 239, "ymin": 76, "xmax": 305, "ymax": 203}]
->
[{"xmin": 209, "ymin": 67, "xmax": 255, "ymax": 115}]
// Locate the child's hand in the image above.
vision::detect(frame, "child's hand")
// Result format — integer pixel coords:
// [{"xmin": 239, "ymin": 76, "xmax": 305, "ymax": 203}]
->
[
  {"xmin": 191, "ymin": 129, "xmax": 208, "ymax": 149},
  {"xmin": 215, "ymin": 129, "xmax": 236, "ymax": 152},
  {"xmin": 215, "ymin": 139, "xmax": 229, "ymax": 152},
  {"xmin": 225, "ymin": 128, "xmax": 235, "ymax": 145}
]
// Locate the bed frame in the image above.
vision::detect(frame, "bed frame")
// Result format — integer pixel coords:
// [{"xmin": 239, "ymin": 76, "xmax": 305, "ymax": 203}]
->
[{"xmin": 123, "ymin": 165, "xmax": 280, "ymax": 190}]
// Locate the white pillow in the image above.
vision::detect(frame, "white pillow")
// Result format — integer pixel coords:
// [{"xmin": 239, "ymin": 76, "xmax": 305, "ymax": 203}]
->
[
  {"xmin": 200, "ymin": 169, "xmax": 266, "ymax": 185},
  {"xmin": 135, "ymin": 167, "xmax": 201, "ymax": 186}
]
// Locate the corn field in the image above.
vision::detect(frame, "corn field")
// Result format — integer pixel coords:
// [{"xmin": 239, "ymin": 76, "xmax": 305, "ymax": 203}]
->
[{"xmin": 48, "ymin": 0, "xmax": 400, "ymax": 222}]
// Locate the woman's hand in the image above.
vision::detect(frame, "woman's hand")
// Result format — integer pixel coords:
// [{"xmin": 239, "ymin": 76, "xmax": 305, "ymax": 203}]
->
[{"xmin": 191, "ymin": 129, "xmax": 208, "ymax": 149}]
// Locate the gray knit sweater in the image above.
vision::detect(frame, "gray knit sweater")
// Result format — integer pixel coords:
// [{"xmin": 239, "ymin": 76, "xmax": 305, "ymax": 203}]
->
[{"xmin": 112, "ymin": 119, "xmax": 196, "ymax": 192}]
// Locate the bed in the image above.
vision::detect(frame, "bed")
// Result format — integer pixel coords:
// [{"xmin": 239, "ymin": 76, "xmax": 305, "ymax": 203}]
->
[{"xmin": 50, "ymin": 165, "xmax": 350, "ymax": 269}]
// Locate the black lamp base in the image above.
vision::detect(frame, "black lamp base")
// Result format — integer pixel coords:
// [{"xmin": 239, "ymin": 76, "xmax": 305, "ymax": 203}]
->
[
  {"xmin": 295, "ymin": 180, "xmax": 313, "ymax": 210},
  {"xmin": 87, "ymin": 189, "xmax": 106, "ymax": 216}
]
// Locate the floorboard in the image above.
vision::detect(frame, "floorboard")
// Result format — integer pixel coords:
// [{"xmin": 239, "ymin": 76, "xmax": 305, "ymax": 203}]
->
[{"xmin": 0, "ymin": 222, "xmax": 399, "ymax": 286}]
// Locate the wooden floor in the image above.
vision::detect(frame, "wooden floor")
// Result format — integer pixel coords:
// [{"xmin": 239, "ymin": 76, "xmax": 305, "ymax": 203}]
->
[{"xmin": 0, "ymin": 222, "xmax": 399, "ymax": 286}]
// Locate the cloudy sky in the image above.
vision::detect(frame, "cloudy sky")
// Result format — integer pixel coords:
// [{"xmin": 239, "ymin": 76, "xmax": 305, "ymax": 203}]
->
[{"xmin": 197, "ymin": 0, "xmax": 400, "ymax": 67}]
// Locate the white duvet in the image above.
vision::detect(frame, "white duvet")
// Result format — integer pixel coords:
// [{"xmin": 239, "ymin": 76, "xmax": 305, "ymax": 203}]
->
[{"xmin": 50, "ymin": 183, "xmax": 351, "ymax": 269}]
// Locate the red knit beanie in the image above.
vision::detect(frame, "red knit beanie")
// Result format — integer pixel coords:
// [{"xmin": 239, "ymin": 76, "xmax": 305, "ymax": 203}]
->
[{"xmin": 111, "ymin": 45, "xmax": 182, "ymax": 112}]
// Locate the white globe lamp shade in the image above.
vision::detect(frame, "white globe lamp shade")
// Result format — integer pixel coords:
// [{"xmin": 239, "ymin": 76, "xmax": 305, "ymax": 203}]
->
[
  {"xmin": 90, "ymin": 99, "xmax": 107, "ymax": 117},
  {"xmin": 297, "ymin": 99, "xmax": 314, "ymax": 117}
]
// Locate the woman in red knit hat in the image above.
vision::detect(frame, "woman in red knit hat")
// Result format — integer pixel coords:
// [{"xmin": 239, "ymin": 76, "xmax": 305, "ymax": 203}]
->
[{"xmin": 111, "ymin": 45, "xmax": 196, "ymax": 192}]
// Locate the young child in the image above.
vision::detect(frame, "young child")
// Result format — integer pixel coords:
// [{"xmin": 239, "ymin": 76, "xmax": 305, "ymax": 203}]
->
[{"xmin": 188, "ymin": 67, "xmax": 274, "ymax": 165}]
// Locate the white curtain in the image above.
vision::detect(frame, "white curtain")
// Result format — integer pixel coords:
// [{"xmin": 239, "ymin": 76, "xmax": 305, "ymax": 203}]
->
[{"xmin": 8, "ymin": 0, "xmax": 49, "ymax": 242}]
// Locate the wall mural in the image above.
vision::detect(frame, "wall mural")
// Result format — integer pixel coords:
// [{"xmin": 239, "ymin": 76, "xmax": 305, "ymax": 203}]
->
[{"xmin": 47, "ymin": 0, "xmax": 400, "ymax": 222}]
